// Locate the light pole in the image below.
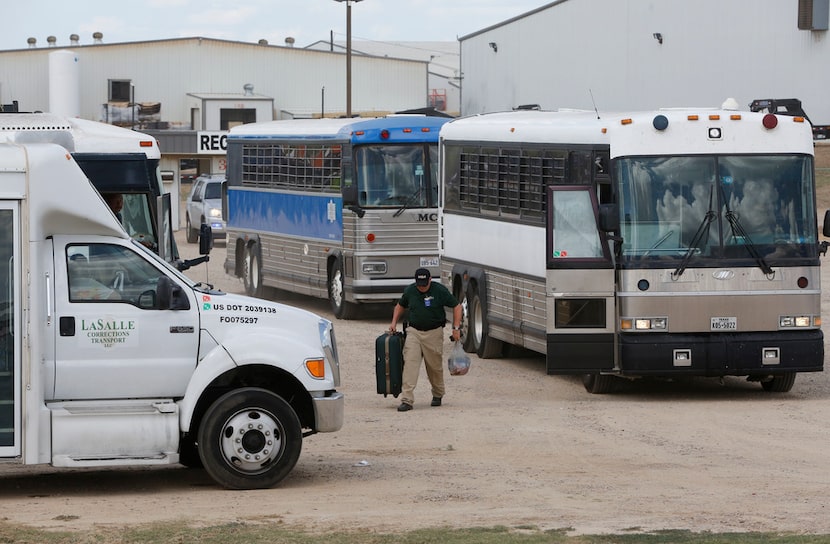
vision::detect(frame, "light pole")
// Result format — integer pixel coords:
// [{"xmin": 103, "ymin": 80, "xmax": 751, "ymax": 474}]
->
[{"xmin": 334, "ymin": 0, "xmax": 362, "ymax": 117}]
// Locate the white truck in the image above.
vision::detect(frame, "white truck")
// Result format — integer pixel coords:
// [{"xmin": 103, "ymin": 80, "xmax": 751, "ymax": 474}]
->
[{"xmin": 0, "ymin": 141, "xmax": 343, "ymax": 489}]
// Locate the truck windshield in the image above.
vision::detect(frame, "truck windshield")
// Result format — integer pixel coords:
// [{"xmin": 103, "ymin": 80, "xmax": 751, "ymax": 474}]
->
[
  {"xmin": 616, "ymin": 154, "xmax": 817, "ymax": 265},
  {"xmin": 354, "ymin": 144, "xmax": 437, "ymax": 208}
]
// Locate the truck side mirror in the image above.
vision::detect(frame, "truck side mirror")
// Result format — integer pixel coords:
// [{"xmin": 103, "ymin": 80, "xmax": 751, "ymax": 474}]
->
[
  {"xmin": 156, "ymin": 276, "xmax": 191, "ymax": 310},
  {"xmin": 199, "ymin": 224, "xmax": 213, "ymax": 255},
  {"xmin": 823, "ymin": 210, "xmax": 830, "ymax": 238}
]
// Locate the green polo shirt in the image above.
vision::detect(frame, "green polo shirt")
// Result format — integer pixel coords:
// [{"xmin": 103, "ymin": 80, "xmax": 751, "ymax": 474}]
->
[{"xmin": 398, "ymin": 281, "xmax": 458, "ymax": 330}]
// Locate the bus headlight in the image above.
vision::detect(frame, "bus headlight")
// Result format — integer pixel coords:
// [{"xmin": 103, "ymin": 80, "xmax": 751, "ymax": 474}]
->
[
  {"xmin": 362, "ymin": 261, "xmax": 387, "ymax": 275},
  {"xmin": 622, "ymin": 317, "xmax": 668, "ymax": 331},
  {"xmin": 779, "ymin": 315, "xmax": 812, "ymax": 328}
]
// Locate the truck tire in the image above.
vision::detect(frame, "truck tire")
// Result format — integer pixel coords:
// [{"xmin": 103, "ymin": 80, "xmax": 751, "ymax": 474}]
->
[
  {"xmin": 761, "ymin": 373, "xmax": 796, "ymax": 392},
  {"xmin": 329, "ymin": 257, "xmax": 356, "ymax": 319},
  {"xmin": 198, "ymin": 387, "xmax": 302, "ymax": 490},
  {"xmin": 185, "ymin": 214, "xmax": 197, "ymax": 244},
  {"xmin": 244, "ymin": 243, "xmax": 263, "ymax": 298},
  {"xmin": 465, "ymin": 282, "xmax": 503, "ymax": 359}
]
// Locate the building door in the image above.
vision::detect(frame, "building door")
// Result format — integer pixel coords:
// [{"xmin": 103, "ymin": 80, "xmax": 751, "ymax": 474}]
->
[{"xmin": 0, "ymin": 204, "xmax": 19, "ymax": 455}]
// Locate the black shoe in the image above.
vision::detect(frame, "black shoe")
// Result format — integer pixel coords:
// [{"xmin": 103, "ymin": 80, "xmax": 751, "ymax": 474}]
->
[
  {"xmin": 431, "ymin": 397, "xmax": 442, "ymax": 407},
  {"xmin": 397, "ymin": 402, "xmax": 413, "ymax": 412}
]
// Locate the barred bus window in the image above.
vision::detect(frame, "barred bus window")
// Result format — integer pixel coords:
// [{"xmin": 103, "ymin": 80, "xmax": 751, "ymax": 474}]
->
[{"xmin": 240, "ymin": 143, "xmax": 342, "ymax": 193}]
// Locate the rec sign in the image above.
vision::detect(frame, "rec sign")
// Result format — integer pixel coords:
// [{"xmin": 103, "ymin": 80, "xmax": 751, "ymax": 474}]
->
[{"xmin": 197, "ymin": 131, "xmax": 228, "ymax": 155}]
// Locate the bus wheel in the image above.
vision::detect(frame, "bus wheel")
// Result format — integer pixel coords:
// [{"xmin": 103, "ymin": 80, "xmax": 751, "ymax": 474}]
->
[
  {"xmin": 582, "ymin": 373, "xmax": 615, "ymax": 394},
  {"xmin": 760, "ymin": 373, "xmax": 796, "ymax": 392},
  {"xmin": 198, "ymin": 388, "xmax": 302, "ymax": 490},
  {"xmin": 329, "ymin": 258, "xmax": 356, "ymax": 319},
  {"xmin": 466, "ymin": 282, "xmax": 502, "ymax": 359},
  {"xmin": 244, "ymin": 244, "xmax": 263, "ymax": 298},
  {"xmin": 185, "ymin": 214, "xmax": 197, "ymax": 243},
  {"xmin": 460, "ymin": 289, "xmax": 476, "ymax": 353}
]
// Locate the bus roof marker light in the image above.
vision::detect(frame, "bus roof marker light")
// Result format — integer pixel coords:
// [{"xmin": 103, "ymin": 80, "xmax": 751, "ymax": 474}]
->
[
  {"xmin": 762, "ymin": 114, "xmax": 778, "ymax": 129},
  {"xmin": 365, "ymin": 233, "xmax": 375, "ymax": 243},
  {"xmin": 421, "ymin": 127, "xmax": 430, "ymax": 132},
  {"xmin": 621, "ymin": 118, "xmax": 633, "ymax": 125},
  {"xmin": 688, "ymin": 115, "xmax": 699, "ymax": 121},
  {"xmin": 652, "ymin": 115, "xmax": 669, "ymax": 131},
  {"xmin": 380, "ymin": 129, "xmax": 390, "ymax": 139},
  {"xmin": 403, "ymin": 128, "xmax": 412, "ymax": 133}
]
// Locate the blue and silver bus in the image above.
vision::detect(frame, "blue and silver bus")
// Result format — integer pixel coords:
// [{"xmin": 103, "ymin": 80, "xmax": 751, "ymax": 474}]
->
[{"xmin": 224, "ymin": 115, "xmax": 451, "ymax": 318}]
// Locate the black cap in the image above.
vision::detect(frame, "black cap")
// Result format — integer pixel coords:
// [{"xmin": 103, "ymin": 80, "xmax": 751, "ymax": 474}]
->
[{"xmin": 414, "ymin": 268, "xmax": 431, "ymax": 287}]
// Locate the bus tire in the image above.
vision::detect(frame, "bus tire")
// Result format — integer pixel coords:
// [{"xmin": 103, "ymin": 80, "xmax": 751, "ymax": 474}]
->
[
  {"xmin": 185, "ymin": 214, "xmax": 197, "ymax": 244},
  {"xmin": 244, "ymin": 243, "xmax": 263, "ymax": 298},
  {"xmin": 760, "ymin": 373, "xmax": 796, "ymax": 392},
  {"xmin": 329, "ymin": 257, "xmax": 356, "ymax": 320},
  {"xmin": 582, "ymin": 373, "xmax": 615, "ymax": 394},
  {"xmin": 197, "ymin": 387, "xmax": 302, "ymax": 490},
  {"xmin": 466, "ymin": 282, "xmax": 503, "ymax": 359}
]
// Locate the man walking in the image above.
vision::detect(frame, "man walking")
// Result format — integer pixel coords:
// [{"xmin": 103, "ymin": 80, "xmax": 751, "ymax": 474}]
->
[{"xmin": 389, "ymin": 268, "xmax": 462, "ymax": 411}]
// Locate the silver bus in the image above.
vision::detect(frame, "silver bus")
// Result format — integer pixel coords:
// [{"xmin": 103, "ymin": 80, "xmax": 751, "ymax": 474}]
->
[{"xmin": 440, "ymin": 104, "xmax": 825, "ymax": 393}]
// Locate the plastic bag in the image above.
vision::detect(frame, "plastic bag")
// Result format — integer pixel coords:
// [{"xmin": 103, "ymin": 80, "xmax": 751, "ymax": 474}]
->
[{"xmin": 447, "ymin": 341, "xmax": 471, "ymax": 376}]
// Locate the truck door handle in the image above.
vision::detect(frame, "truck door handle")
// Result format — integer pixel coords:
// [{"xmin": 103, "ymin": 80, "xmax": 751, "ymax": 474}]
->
[{"xmin": 59, "ymin": 316, "xmax": 76, "ymax": 336}]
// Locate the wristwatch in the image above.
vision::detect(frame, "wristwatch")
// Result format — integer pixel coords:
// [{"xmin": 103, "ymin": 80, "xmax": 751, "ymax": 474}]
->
[{"xmin": 452, "ymin": 326, "xmax": 461, "ymax": 330}]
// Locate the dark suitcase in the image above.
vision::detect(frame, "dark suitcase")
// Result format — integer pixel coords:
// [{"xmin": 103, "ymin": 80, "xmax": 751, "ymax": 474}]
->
[{"xmin": 375, "ymin": 331, "xmax": 404, "ymax": 397}]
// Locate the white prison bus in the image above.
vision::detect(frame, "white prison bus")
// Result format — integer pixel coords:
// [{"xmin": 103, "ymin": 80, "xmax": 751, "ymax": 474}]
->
[
  {"xmin": 224, "ymin": 115, "xmax": 451, "ymax": 319},
  {"xmin": 0, "ymin": 113, "xmax": 181, "ymax": 266},
  {"xmin": 439, "ymin": 103, "xmax": 825, "ymax": 393}
]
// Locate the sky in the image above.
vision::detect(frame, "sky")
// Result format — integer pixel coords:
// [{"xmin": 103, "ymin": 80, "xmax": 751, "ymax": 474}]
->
[{"xmin": 3, "ymin": 0, "xmax": 548, "ymax": 51}]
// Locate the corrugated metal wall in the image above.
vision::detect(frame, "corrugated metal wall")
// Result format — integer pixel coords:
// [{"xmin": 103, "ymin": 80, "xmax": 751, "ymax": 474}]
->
[
  {"xmin": 0, "ymin": 38, "xmax": 427, "ymax": 123},
  {"xmin": 460, "ymin": 0, "xmax": 830, "ymax": 121}
]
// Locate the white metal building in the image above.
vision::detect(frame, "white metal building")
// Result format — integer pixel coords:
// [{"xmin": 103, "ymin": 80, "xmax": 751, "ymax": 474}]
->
[
  {"xmin": 460, "ymin": 0, "xmax": 830, "ymax": 121},
  {"xmin": 0, "ymin": 36, "xmax": 430, "ymax": 214}
]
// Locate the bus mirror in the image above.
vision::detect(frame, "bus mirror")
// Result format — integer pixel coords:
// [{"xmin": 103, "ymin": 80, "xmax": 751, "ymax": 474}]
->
[
  {"xmin": 823, "ymin": 210, "xmax": 830, "ymax": 238},
  {"xmin": 342, "ymin": 183, "xmax": 358, "ymax": 205},
  {"xmin": 599, "ymin": 204, "xmax": 619, "ymax": 232},
  {"xmin": 199, "ymin": 224, "xmax": 213, "ymax": 255}
]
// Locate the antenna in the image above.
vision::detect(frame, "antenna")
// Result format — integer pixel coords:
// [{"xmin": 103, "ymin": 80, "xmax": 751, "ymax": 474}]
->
[{"xmin": 589, "ymin": 89, "xmax": 600, "ymax": 119}]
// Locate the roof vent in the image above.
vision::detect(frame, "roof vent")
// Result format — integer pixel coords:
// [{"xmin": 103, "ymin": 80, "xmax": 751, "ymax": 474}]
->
[
  {"xmin": 243, "ymin": 83, "xmax": 254, "ymax": 96},
  {"xmin": 93, "ymin": 32, "xmax": 103, "ymax": 44},
  {"xmin": 27, "ymin": 37, "xmax": 37, "ymax": 48},
  {"xmin": 285, "ymin": 37, "xmax": 295, "ymax": 47},
  {"xmin": 70, "ymin": 34, "xmax": 80, "ymax": 45},
  {"xmin": 258, "ymin": 39, "xmax": 268, "ymax": 45},
  {"xmin": 47, "ymin": 35, "xmax": 57, "ymax": 47}
]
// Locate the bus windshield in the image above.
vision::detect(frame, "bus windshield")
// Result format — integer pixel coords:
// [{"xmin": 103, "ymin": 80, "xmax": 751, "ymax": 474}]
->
[
  {"xmin": 616, "ymin": 154, "xmax": 817, "ymax": 264},
  {"xmin": 354, "ymin": 144, "xmax": 437, "ymax": 208}
]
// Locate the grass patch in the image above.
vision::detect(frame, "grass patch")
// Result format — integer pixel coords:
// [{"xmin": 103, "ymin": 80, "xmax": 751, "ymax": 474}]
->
[{"xmin": 1, "ymin": 522, "xmax": 829, "ymax": 544}]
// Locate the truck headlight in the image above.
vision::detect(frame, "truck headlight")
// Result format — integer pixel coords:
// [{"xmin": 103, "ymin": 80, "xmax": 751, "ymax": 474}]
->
[{"xmin": 209, "ymin": 207, "xmax": 222, "ymax": 218}]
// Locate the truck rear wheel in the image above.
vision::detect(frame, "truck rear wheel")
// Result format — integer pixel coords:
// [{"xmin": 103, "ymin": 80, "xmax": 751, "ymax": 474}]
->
[{"xmin": 198, "ymin": 387, "xmax": 302, "ymax": 490}]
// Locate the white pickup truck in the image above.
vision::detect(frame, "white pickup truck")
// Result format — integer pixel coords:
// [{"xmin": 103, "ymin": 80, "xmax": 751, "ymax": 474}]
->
[{"xmin": 0, "ymin": 141, "xmax": 343, "ymax": 489}]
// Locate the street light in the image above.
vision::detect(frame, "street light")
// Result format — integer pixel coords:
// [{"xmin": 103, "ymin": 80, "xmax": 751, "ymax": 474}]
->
[{"xmin": 334, "ymin": 0, "xmax": 362, "ymax": 117}]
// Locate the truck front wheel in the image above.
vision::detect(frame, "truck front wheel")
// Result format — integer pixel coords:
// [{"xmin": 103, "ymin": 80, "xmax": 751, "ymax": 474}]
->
[{"xmin": 198, "ymin": 388, "xmax": 302, "ymax": 490}]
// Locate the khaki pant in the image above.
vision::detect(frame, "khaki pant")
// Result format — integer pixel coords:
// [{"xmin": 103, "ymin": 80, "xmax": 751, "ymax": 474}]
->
[{"xmin": 400, "ymin": 327, "xmax": 445, "ymax": 406}]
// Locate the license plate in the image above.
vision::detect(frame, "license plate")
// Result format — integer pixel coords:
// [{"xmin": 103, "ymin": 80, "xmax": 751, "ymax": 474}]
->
[
  {"xmin": 711, "ymin": 317, "xmax": 737, "ymax": 331},
  {"xmin": 420, "ymin": 256, "xmax": 440, "ymax": 268}
]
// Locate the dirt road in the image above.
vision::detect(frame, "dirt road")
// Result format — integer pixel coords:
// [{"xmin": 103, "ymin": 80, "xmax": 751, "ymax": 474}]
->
[{"xmin": 1, "ymin": 221, "xmax": 828, "ymax": 536}]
